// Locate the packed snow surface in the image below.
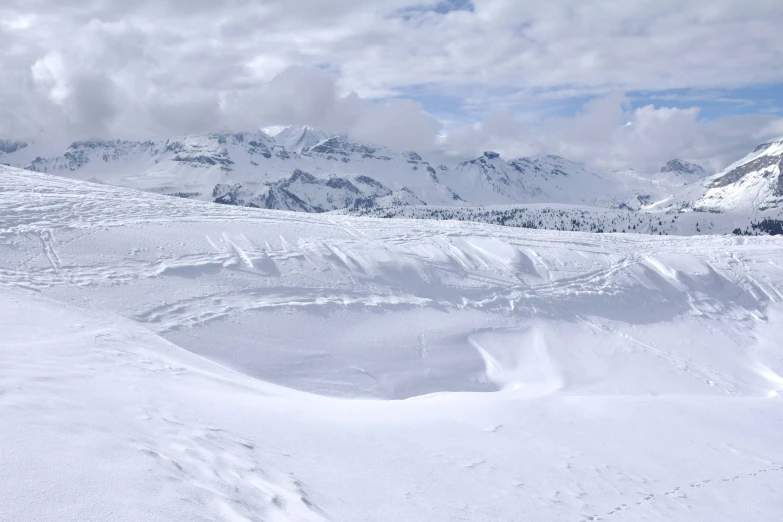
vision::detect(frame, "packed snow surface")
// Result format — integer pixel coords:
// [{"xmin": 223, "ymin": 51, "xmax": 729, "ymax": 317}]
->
[{"xmin": 2, "ymin": 165, "xmax": 783, "ymax": 521}]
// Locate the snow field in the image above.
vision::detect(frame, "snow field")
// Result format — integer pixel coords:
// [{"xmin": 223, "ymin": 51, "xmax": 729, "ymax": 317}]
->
[{"xmin": 2, "ymin": 165, "xmax": 783, "ymax": 521}]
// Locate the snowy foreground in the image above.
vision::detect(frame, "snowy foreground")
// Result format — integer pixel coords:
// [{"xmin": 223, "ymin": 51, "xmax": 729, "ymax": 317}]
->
[{"xmin": 2, "ymin": 166, "xmax": 783, "ymax": 521}]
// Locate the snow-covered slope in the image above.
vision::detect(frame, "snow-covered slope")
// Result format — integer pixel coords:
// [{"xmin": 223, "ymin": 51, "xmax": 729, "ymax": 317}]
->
[
  {"xmin": 2, "ymin": 165, "xmax": 783, "ymax": 521},
  {"xmin": 445, "ymin": 152, "xmax": 606, "ymax": 205},
  {"xmin": 443, "ymin": 152, "xmax": 689, "ymax": 213},
  {"xmin": 24, "ymin": 133, "xmax": 280, "ymax": 194},
  {"xmin": 342, "ymin": 201, "xmax": 783, "ymax": 236}
]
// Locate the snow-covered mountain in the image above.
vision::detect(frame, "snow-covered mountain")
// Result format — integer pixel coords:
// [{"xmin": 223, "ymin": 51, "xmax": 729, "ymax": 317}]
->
[
  {"xmin": 695, "ymin": 138, "xmax": 783, "ymax": 212},
  {"xmin": 212, "ymin": 169, "xmax": 423, "ymax": 211},
  {"xmin": 272, "ymin": 125, "xmax": 328, "ymax": 154},
  {"xmin": 10, "ymin": 128, "xmax": 783, "ymax": 218},
  {"xmin": 9, "ymin": 128, "xmax": 671, "ymax": 212},
  {"xmin": 445, "ymin": 152, "xmax": 609, "ymax": 205},
  {"xmin": 643, "ymin": 138, "xmax": 783, "ymax": 214},
  {"xmin": 659, "ymin": 159, "xmax": 709, "ymax": 185},
  {"xmin": 20, "ymin": 131, "xmax": 461, "ymax": 209}
]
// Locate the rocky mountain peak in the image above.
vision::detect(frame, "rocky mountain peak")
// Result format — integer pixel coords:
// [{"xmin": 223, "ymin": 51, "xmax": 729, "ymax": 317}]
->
[{"xmin": 661, "ymin": 159, "xmax": 706, "ymax": 177}]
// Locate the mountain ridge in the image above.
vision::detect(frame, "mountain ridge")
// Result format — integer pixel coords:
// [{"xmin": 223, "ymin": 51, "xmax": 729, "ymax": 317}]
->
[{"xmin": 10, "ymin": 127, "xmax": 779, "ymax": 215}]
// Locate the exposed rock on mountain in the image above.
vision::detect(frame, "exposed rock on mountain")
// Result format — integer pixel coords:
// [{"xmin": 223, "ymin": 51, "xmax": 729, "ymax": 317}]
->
[
  {"xmin": 212, "ymin": 169, "xmax": 401, "ymax": 212},
  {"xmin": 10, "ymin": 127, "xmax": 781, "ymax": 216},
  {"xmin": 660, "ymin": 159, "xmax": 708, "ymax": 184},
  {"xmin": 695, "ymin": 139, "xmax": 783, "ymax": 212}
]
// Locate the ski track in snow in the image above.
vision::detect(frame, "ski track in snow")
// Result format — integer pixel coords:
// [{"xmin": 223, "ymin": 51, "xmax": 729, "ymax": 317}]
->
[
  {"xmin": 2, "ymin": 168, "xmax": 783, "ymax": 398},
  {"xmin": 2, "ymin": 166, "xmax": 783, "ymax": 521},
  {"xmin": 3, "ymin": 169, "xmax": 783, "ymax": 394}
]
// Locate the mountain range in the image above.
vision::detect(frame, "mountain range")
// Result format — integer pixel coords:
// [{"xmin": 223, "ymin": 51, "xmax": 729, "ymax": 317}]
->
[{"xmin": 1, "ymin": 127, "xmax": 782, "ymax": 222}]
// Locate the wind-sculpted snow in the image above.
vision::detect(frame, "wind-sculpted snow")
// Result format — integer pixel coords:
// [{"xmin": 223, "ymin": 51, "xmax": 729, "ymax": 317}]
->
[
  {"xmin": 2, "ymin": 165, "xmax": 783, "ymax": 394},
  {"xmin": 2, "ymin": 165, "xmax": 783, "ymax": 521}
]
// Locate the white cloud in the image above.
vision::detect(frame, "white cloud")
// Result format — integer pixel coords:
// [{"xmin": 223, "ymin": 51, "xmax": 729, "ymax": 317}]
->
[
  {"xmin": 550, "ymin": 100, "xmax": 704, "ymax": 171},
  {"xmin": 443, "ymin": 95, "xmax": 783, "ymax": 172},
  {"xmin": 221, "ymin": 66, "xmax": 442, "ymax": 149},
  {"xmin": 1, "ymin": 0, "xmax": 782, "ymax": 169},
  {"xmin": 755, "ymin": 118, "xmax": 783, "ymax": 141},
  {"xmin": 30, "ymin": 52, "xmax": 69, "ymax": 104},
  {"xmin": 444, "ymin": 112, "xmax": 544, "ymax": 158}
]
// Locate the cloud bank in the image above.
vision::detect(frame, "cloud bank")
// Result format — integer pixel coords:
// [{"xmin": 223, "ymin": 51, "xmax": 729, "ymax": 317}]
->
[{"xmin": 1, "ymin": 0, "xmax": 783, "ymax": 171}]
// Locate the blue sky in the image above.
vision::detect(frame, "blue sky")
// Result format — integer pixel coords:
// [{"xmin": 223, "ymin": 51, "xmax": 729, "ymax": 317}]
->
[
  {"xmin": 631, "ymin": 85, "xmax": 783, "ymax": 119},
  {"xmin": 403, "ymin": 83, "xmax": 783, "ymax": 130},
  {"xmin": 400, "ymin": 0, "xmax": 475, "ymax": 19}
]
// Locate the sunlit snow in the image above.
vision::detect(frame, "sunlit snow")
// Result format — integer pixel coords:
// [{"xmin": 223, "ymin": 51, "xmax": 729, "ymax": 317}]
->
[{"xmin": 2, "ymin": 165, "xmax": 782, "ymax": 521}]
